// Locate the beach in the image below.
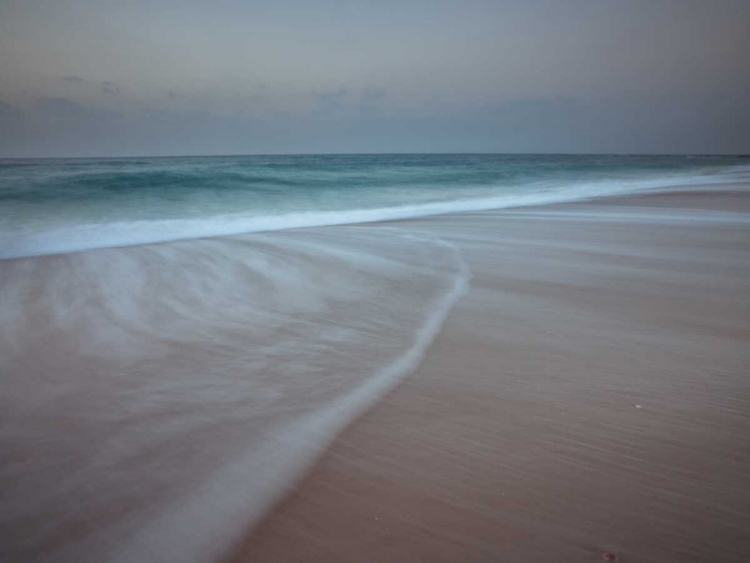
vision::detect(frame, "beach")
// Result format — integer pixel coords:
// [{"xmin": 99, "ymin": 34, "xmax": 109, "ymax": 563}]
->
[
  {"xmin": 4, "ymin": 0, "xmax": 750, "ymax": 559},
  {"xmin": 235, "ymin": 187, "xmax": 750, "ymax": 562},
  {"xmin": 1, "ymin": 177, "xmax": 749, "ymax": 562}
]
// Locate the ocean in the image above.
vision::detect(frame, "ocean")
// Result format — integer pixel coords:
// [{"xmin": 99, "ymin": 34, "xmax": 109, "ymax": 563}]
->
[
  {"xmin": 1, "ymin": 154, "xmax": 749, "ymax": 563},
  {"xmin": 2, "ymin": 154, "xmax": 749, "ymax": 259}
]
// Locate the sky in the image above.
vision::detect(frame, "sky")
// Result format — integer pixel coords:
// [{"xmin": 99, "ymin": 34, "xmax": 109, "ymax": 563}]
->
[{"xmin": 1, "ymin": 0, "xmax": 749, "ymax": 157}]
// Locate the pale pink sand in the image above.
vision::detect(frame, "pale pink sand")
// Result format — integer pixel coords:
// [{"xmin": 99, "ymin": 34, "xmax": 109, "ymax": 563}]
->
[{"xmin": 234, "ymin": 189, "xmax": 750, "ymax": 563}]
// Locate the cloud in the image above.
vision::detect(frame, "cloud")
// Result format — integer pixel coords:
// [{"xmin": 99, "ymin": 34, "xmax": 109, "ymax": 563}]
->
[
  {"xmin": 358, "ymin": 89, "xmax": 386, "ymax": 116},
  {"xmin": 101, "ymin": 82, "xmax": 119, "ymax": 95},
  {"xmin": 35, "ymin": 96, "xmax": 92, "ymax": 117},
  {"xmin": 0, "ymin": 100, "xmax": 29, "ymax": 155},
  {"xmin": 0, "ymin": 99, "xmax": 26, "ymax": 130},
  {"xmin": 1, "ymin": 91, "xmax": 748, "ymax": 158},
  {"xmin": 62, "ymin": 75, "xmax": 85, "ymax": 84},
  {"xmin": 314, "ymin": 89, "xmax": 347, "ymax": 114},
  {"xmin": 34, "ymin": 97, "xmax": 119, "ymax": 121},
  {"xmin": 360, "ymin": 89, "xmax": 386, "ymax": 103},
  {"xmin": 0, "ymin": 99, "xmax": 22, "ymax": 117}
]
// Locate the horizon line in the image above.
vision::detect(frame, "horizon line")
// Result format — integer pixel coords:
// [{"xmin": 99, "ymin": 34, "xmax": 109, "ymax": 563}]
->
[{"xmin": 2, "ymin": 151, "xmax": 749, "ymax": 161}]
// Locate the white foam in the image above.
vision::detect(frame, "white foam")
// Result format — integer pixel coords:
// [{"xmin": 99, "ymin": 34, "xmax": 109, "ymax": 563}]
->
[
  {"xmin": 3, "ymin": 167, "xmax": 748, "ymax": 260},
  {"xmin": 3, "ymin": 227, "xmax": 468, "ymax": 563},
  {"xmin": 103, "ymin": 234, "xmax": 470, "ymax": 563}
]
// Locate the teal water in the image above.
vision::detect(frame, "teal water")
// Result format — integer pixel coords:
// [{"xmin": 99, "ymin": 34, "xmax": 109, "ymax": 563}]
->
[{"xmin": 1, "ymin": 154, "xmax": 748, "ymax": 258}]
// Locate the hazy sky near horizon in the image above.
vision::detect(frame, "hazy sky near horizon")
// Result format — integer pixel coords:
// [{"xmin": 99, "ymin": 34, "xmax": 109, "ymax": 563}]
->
[{"xmin": 1, "ymin": 0, "xmax": 749, "ymax": 156}]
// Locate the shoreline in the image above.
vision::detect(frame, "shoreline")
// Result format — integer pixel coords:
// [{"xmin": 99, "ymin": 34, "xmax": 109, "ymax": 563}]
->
[
  {"xmin": 1, "ymin": 181, "xmax": 748, "ymax": 562},
  {"xmin": 232, "ymin": 186, "xmax": 750, "ymax": 562},
  {"xmin": 3, "ymin": 172, "xmax": 748, "ymax": 261}
]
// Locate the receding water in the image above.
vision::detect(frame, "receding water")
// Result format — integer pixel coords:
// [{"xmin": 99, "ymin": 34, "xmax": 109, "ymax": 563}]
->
[{"xmin": 2, "ymin": 154, "xmax": 748, "ymax": 259}]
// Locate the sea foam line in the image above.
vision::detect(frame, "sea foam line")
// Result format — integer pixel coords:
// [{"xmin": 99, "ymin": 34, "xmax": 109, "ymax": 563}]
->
[
  {"xmin": 43, "ymin": 230, "xmax": 470, "ymax": 563},
  {"xmin": 3, "ymin": 167, "xmax": 749, "ymax": 260}
]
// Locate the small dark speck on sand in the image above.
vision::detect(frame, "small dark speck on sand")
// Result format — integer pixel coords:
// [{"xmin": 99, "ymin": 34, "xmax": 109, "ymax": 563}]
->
[{"xmin": 603, "ymin": 553, "xmax": 618, "ymax": 561}]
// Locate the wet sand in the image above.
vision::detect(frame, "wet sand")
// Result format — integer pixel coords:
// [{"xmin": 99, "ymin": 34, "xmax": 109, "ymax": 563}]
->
[
  {"xmin": 0, "ymin": 226, "xmax": 467, "ymax": 563},
  {"xmin": 233, "ymin": 188, "xmax": 750, "ymax": 562}
]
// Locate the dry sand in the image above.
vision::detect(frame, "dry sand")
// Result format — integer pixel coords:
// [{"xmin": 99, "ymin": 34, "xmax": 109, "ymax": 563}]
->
[{"xmin": 232, "ymin": 189, "xmax": 750, "ymax": 562}]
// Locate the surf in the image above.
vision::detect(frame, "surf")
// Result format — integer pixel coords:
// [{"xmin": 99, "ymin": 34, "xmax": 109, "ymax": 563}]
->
[
  {"xmin": 0, "ymin": 225, "xmax": 468, "ymax": 562},
  {"xmin": 2, "ymin": 158, "xmax": 749, "ymax": 260}
]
